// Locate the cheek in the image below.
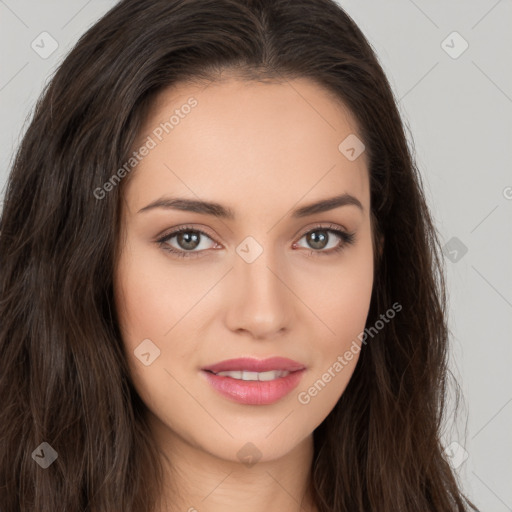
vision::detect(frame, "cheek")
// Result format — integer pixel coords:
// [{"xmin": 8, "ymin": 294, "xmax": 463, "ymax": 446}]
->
[
  {"xmin": 296, "ymin": 234, "xmax": 374, "ymax": 400},
  {"xmin": 114, "ymin": 237, "xmax": 209, "ymax": 343},
  {"xmin": 113, "ymin": 241, "xmax": 201, "ymax": 412},
  {"xmin": 331, "ymin": 258, "xmax": 374, "ymax": 339},
  {"xmin": 298, "ymin": 231, "xmax": 374, "ymax": 341}
]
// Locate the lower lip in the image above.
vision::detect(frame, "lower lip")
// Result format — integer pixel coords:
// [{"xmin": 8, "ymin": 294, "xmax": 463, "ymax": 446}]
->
[{"xmin": 201, "ymin": 369, "xmax": 306, "ymax": 405}]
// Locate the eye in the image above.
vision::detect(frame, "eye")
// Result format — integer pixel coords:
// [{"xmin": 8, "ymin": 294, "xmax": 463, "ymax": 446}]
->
[
  {"xmin": 156, "ymin": 223, "xmax": 356, "ymax": 259},
  {"xmin": 156, "ymin": 226, "xmax": 218, "ymax": 259},
  {"xmin": 293, "ymin": 223, "xmax": 355, "ymax": 256}
]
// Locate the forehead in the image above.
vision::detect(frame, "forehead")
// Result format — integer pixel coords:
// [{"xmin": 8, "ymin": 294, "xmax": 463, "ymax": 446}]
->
[{"xmin": 125, "ymin": 77, "xmax": 370, "ymax": 220}]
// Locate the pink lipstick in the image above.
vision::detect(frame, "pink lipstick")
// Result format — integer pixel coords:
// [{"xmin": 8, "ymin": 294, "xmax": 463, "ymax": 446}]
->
[{"xmin": 201, "ymin": 357, "xmax": 306, "ymax": 405}]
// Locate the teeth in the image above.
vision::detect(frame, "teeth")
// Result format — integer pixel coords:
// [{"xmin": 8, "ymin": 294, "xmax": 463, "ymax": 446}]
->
[{"xmin": 215, "ymin": 370, "xmax": 291, "ymax": 381}]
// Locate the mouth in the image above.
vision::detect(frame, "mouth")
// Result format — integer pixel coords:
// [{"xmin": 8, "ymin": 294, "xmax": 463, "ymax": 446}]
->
[
  {"xmin": 201, "ymin": 368, "xmax": 306, "ymax": 406},
  {"xmin": 200, "ymin": 356, "xmax": 307, "ymax": 405}
]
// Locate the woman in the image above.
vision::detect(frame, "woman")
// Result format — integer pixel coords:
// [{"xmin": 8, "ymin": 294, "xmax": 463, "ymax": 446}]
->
[{"xmin": 0, "ymin": 0, "xmax": 480, "ymax": 510}]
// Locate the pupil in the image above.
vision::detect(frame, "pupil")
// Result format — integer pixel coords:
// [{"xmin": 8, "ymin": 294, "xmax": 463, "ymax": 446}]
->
[
  {"xmin": 178, "ymin": 232, "xmax": 200, "ymax": 250},
  {"xmin": 308, "ymin": 230, "xmax": 328, "ymax": 249}
]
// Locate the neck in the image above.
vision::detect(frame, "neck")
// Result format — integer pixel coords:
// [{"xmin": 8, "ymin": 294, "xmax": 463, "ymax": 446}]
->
[{"xmin": 148, "ymin": 413, "xmax": 318, "ymax": 512}]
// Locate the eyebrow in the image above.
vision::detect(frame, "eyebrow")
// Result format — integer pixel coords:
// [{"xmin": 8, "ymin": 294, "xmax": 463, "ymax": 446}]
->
[{"xmin": 137, "ymin": 193, "xmax": 363, "ymax": 219}]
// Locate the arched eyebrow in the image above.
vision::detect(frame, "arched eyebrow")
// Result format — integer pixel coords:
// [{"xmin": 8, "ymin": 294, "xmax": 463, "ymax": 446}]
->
[{"xmin": 137, "ymin": 193, "xmax": 363, "ymax": 219}]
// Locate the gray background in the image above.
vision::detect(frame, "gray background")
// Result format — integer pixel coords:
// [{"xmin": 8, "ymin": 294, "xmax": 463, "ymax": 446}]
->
[{"xmin": 1, "ymin": 1, "xmax": 511, "ymax": 510}]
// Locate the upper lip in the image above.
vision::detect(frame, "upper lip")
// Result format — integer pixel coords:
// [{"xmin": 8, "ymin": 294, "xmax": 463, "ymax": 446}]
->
[{"xmin": 202, "ymin": 357, "xmax": 306, "ymax": 374}]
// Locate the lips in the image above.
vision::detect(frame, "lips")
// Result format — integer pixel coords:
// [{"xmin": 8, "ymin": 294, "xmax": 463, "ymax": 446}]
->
[
  {"xmin": 201, "ymin": 356, "xmax": 306, "ymax": 374},
  {"xmin": 201, "ymin": 366, "xmax": 306, "ymax": 405}
]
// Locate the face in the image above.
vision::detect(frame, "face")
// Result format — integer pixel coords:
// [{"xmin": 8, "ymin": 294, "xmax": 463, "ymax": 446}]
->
[{"xmin": 114, "ymin": 76, "xmax": 374, "ymax": 464}]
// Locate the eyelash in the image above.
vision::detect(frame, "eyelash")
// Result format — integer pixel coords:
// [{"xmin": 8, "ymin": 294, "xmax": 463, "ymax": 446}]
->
[{"xmin": 156, "ymin": 223, "xmax": 356, "ymax": 259}]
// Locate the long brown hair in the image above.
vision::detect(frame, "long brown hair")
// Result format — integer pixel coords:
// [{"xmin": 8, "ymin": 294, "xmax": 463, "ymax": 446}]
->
[{"xmin": 0, "ymin": 0, "xmax": 479, "ymax": 510}]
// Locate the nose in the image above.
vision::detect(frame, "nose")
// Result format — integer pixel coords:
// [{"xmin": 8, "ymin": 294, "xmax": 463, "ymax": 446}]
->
[{"xmin": 223, "ymin": 246, "xmax": 294, "ymax": 339}]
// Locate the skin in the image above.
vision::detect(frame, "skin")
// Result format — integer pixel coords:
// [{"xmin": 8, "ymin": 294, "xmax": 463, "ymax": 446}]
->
[{"xmin": 114, "ymin": 74, "xmax": 375, "ymax": 512}]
